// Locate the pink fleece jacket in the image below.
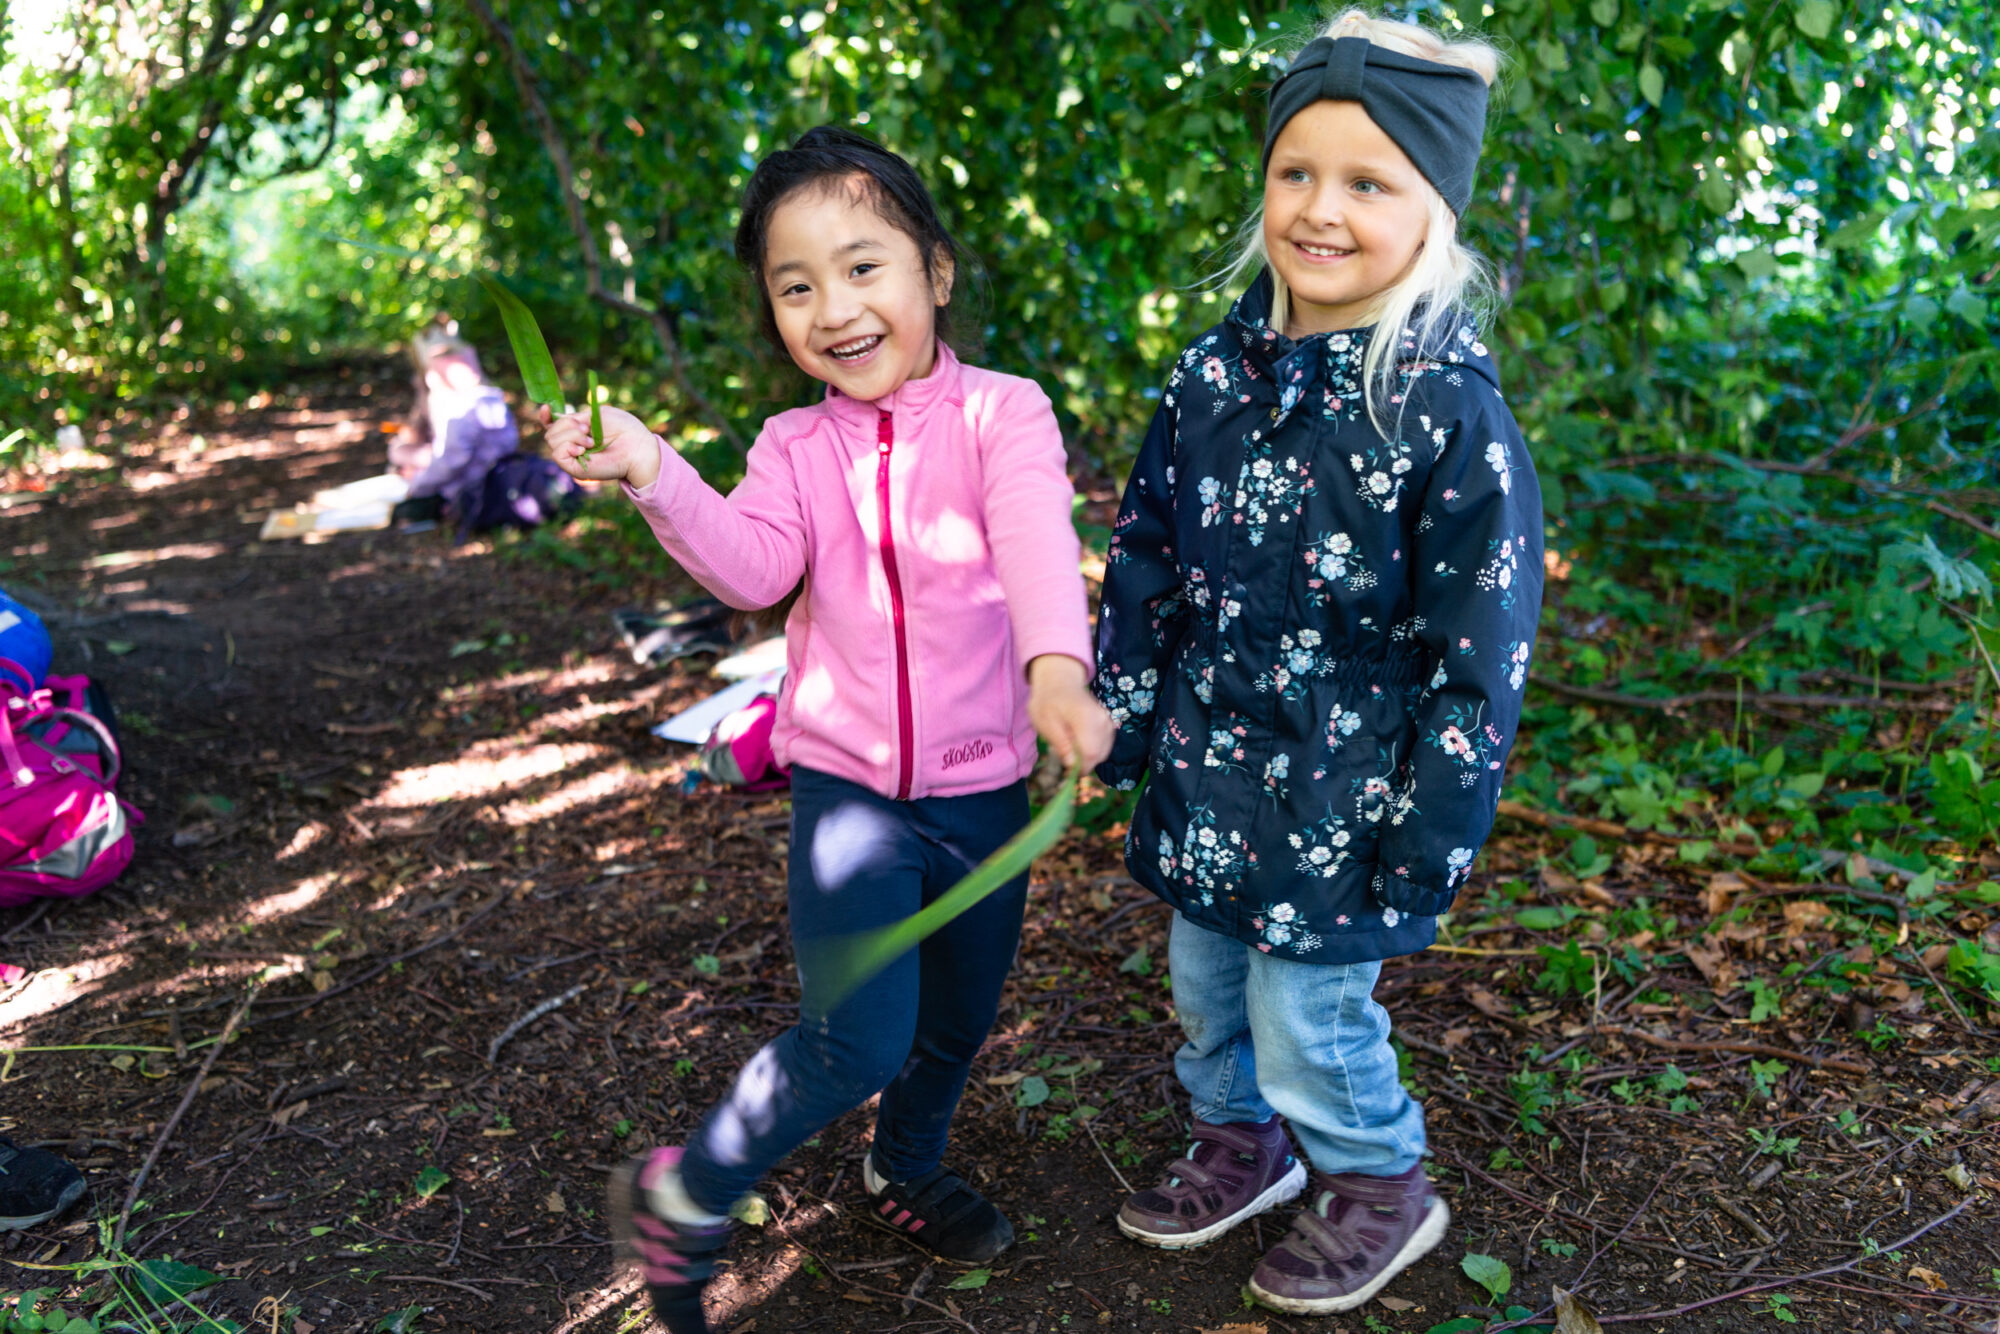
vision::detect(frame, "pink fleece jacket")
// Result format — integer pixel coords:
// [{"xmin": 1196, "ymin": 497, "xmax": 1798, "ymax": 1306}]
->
[{"xmin": 626, "ymin": 343, "xmax": 1093, "ymax": 801}]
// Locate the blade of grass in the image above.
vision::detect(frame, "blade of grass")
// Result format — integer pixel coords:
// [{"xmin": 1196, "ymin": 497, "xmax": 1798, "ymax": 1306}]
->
[
  {"xmin": 587, "ymin": 368, "xmax": 604, "ymax": 452},
  {"xmin": 476, "ymin": 275, "xmax": 564, "ymax": 407},
  {"xmin": 801, "ymin": 769, "xmax": 1078, "ymax": 1021}
]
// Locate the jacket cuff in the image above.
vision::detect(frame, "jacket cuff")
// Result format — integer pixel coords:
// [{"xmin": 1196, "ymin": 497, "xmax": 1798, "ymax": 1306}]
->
[
  {"xmin": 620, "ymin": 435, "xmax": 683, "ymax": 510},
  {"xmin": 1371, "ymin": 866, "xmax": 1456, "ymax": 918},
  {"xmin": 1094, "ymin": 756, "xmax": 1145, "ymax": 793}
]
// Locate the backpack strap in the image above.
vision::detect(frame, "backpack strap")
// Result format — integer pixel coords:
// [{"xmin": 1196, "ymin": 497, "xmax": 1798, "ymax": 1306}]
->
[
  {"xmin": 39, "ymin": 708, "xmax": 122, "ymax": 788},
  {"xmin": 0, "ymin": 656, "xmax": 33, "ymax": 697},
  {"xmin": 0, "ymin": 692, "xmax": 43, "ymax": 786}
]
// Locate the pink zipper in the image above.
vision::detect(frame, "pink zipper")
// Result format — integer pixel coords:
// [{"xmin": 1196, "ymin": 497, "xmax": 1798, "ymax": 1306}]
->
[{"xmin": 876, "ymin": 408, "xmax": 915, "ymax": 800}]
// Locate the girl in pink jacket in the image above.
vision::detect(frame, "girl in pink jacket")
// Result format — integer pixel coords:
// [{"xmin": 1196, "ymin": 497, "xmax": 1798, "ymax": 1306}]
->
[{"xmin": 547, "ymin": 126, "xmax": 1114, "ymax": 1334}]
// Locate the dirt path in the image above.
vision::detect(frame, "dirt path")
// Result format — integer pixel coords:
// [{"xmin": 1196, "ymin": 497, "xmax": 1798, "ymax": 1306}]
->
[{"xmin": 1, "ymin": 368, "xmax": 1993, "ymax": 1334}]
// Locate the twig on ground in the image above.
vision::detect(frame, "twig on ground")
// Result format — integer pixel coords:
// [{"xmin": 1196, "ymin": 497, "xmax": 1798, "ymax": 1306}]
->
[
  {"xmin": 1071, "ymin": 1075, "xmax": 1136, "ymax": 1194},
  {"xmin": 1593, "ymin": 1023, "xmax": 1870, "ymax": 1075},
  {"xmin": 114, "ymin": 983, "xmax": 260, "ymax": 1251},
  {"xmin": 1590, "ymin": 1199, "xmax": 1971, "ymax": 1326},
  {"xmin": 488, "ymin": 983, "xmax": 587, "ymax": 1064},
  {"xmin": 786, "ymin": 1236, "xmax": 979, "ymax": 1332},
  {"xmin": 380, "ymin": 1274, "xmax": 496, "ymax": 1302}
]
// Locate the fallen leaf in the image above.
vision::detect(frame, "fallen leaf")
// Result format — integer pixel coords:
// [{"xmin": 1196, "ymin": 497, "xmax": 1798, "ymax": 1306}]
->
[
  {"xmin": 1375, "ymin": 1295, "xmax": 1415, "ymax": 1311},
  {"xmin": 1704, "ymin": 872, "xmax": 1746, "ymax": 917},
  {"xmin": 271, "ymin": 1099, "xmax": 308, "ymax": 1127},
  {"xmin": 544, "ymin": 1188, "xmax": 565, "ymax": 1214},
  {"xmin": 1782, "ymin": 900, "xmax": 1832, "ymax": 935},
  {"xmin": 1942, "ymin": 1163, "xmax": 1973, "ymax": 1190},
  {"xmin": 1908, "ymin": 1265, "xmax": 1947, "ymax": 1291},
  {"xmin": 1441, "ymin": 1026, "xmax": 1474, "ymax": 1049},
  {"xmin": 945, "ymin": 1268, "xmax": 991, "ymax": 1291},
  {"xmin": 1578, "ymin": 880, "xmax": 1618, "ymax": 908},
  {"xmin": 1553, "ymin": 1284, "xmax": 1605, "ymax": 1333},
  {"xmin": 984, "ymin": 1071, "xmax": 1029, "ymax": 1086},
  {"xmin": 1683, "ymin": 939, "xmax": 1738, "ymax": 993},
  {"xmin": 1197, "ymin": 1325, "xmax": 1270, "ymax": 1334},
  {"xmin": 729, "ymin": 1192, "xmax": 770, "ymax": 1227}
]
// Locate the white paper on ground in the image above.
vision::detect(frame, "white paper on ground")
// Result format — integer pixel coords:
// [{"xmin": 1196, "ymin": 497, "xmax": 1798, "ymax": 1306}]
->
[
  {"xmin": 711, "ymin": 636, "xmax": 788, "ymax": 680},
  {"xmin": 312, "ymin": 474, "xmax": 411, "ymax": 509},
  {"xmin": 651, "ymin": 667, "xmax": 786, "ymax": 744}
]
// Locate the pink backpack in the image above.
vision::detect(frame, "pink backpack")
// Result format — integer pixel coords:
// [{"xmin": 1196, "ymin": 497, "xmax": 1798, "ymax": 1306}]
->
[
  {"xmin": 698, "ymin": 693, "xmax": 790, "ymax": 792},
  {"xmin": 0, "ymin": 660, "xmax": 141, "ymax": 909}
]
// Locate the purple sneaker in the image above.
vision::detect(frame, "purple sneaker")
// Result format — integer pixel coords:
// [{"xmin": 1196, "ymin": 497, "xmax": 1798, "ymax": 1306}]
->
[
  {"xmin": 1247, "ymin": 1163, "xmax": 1450, "ymax": 1314},
  {"xmin": 1116, "ymin": 1116, "xmax": 1308, "ymax": 1250},
  {"xmin": 606, "ymin": 1147, "xmax": 734, "ymax": 1334}
]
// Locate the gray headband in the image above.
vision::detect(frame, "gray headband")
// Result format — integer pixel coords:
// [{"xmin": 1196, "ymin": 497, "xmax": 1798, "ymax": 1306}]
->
[{"xmin": 1263, "ymin": 35, "xmax": 1489, "ymax": 218}]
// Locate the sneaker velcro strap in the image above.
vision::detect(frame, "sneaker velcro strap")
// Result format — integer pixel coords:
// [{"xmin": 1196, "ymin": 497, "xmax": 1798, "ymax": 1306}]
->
[
  {"xmin": 1162, "ymin": 1157, "xmax": 1218, "ymax": 1191},
  {"xmin": 901, "ymin": 1169, "xmax": 985, "ymax": 1229}
]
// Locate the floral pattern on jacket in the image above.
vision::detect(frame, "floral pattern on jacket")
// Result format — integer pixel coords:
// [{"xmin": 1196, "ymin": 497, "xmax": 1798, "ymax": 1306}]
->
[{"xmin": 1093, "ymin": 273, "xmax": 1544, "ymax": 964}]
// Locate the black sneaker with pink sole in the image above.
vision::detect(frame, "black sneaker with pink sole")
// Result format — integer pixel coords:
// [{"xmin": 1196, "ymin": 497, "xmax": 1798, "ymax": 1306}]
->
[
  {"xmin": 1116, "ymin": 1115, "xmax": 1308, "ymax": 1250},
  {"xmin": 863, "ymin": 1151, "xmax": 1015, "ymax": 1263}
]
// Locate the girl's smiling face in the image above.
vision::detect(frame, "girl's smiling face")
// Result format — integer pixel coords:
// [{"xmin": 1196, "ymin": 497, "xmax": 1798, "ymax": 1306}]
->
[
  {"xmin": 1263, "ymin": 100, "xmax": 1431, "ymax": 338},
  {"xmin": 763, "ymin": 176, "xmax": 954, "ymax": 401}
]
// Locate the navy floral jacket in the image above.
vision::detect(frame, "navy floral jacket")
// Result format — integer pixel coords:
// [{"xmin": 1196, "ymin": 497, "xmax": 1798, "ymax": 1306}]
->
[{"xmin": 1093, "ymin": 273, "xmax": 1544, "ymax": 964}]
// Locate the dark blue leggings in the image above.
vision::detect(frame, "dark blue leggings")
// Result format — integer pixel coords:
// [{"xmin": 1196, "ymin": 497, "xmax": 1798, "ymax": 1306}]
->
[{"xmin": 676, "ymin": 765, "xmax": 1029, "ymax": 1214}]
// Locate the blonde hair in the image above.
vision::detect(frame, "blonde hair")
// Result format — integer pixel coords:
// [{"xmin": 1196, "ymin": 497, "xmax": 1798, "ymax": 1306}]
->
[{"xmin": 1214, "ymin": 8, "xmax": 1501, "ymax": 436}]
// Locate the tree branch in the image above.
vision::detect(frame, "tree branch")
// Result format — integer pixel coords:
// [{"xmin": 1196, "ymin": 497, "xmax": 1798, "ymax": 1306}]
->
[{"xmin": 462, "ymin": 0, "xmax": 748, "ymax": 454}]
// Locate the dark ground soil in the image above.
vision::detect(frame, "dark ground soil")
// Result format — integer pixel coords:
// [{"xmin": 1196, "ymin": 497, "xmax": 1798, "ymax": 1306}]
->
[{"xmin": 1, "ymin": 365, "xmax": 1996, "ymax": 1334}]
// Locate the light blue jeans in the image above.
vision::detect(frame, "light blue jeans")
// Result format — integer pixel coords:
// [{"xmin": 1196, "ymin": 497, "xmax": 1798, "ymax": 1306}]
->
[{"xmin": 1168, "ymin": 911, "xmax": 1427, "ymax": 1176}]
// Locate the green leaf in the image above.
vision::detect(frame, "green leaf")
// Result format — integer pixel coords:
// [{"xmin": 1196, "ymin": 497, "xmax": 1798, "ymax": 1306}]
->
[
  {"xmin": 587, "ymin": 368, "xmax": 604, "ymax": 453},
  {"xmin": 1735, "ymin": 250, "xmax": 1781, "ymax": 279},
  {"xmin": 1827, "ymin": 211, "xmax": 1886, "ymax": 249},
  {"xmin": 730, "ymin": 1192, "xmax": 771, "ymax": 1226},
  {"xmin": 413, "ymin": 1165, "xmax": 450, "ymax": 1198},
  {"xmin": 1015, "ymin": 1074, "xmax": 1051, "ymax": 1108},
  {"xmin": 1514, "ymin": 906, "xmax": 1569, "ymax": 930},
  {"xmin": 802, "ymin": 770, "xmax": 1079, "ymax": 1018},
  {"xmin": 104, "ymin": 640, "xmax": 137, "ymax": 656},
  {"xmin": 945, "ymin": 1267, "xmax": 992, "ymax": 1290},
  {"xmin": 1460, "ymin": 1251, "xmax": 1513, "ymax": 1302},
  {"xmin": 375, "ymin": 1304, "xmax": 425, "ymax": 1334},
  {"xmin": 132, "ymin": 1259, "xmax": 226, "ymax": 1305},
  {"xmin": 1421, "ymin": 1320, "xmax": 1488, "ymax": 1334},
  {"xmin": 476, "ymin": 275, "xmax": 564, "ymax": 406},
  {"xmin": 1589, "ymin": 0, "xmax": 1618, "ymax": 25},
  {"xmin": 1794, "ymin": 0, "xmax": 1836, "ymax": 39},
  {"xmin": 1783, "ymin": 772, "xmax": 1826, "ymax": 799},
  {"xmin": 1638, "ymin": 62, "xmax": 1664, "ymax": 106},
  {"xmin": 692, "ymin": 954, "xmax": 721, "ymax": 976},
  {"xmin": 1607, "ymin": 194, "xmax": 1635, "ymax": 222},
  {"xmin": 1700, "ymin": 171, "xmax": 1734, "ymax": 215},
  {"xmin": 1118, "ymin": 946, "xmax": 1153, "ymax": 976}
]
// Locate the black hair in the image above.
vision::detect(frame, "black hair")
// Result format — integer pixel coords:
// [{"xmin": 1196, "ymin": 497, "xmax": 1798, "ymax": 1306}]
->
[{"xmin": 733, "ymin": 124, "xmax": 975, "ymax": 355}]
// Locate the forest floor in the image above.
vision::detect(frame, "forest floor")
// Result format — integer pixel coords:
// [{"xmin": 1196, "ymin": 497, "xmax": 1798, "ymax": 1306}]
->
[{"xmin": 1, "ymin": 365, "xmax": 1996, "ymax": 1334}]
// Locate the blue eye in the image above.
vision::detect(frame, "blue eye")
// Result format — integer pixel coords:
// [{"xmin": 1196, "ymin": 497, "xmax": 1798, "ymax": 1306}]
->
[
  {"xmin": 1284, "ymin": 168, "xmax": 1310, "ymax": 184},
  {"xmin": 1353, "ymin": 179, "xmax": 1382, "ymax": 194}
]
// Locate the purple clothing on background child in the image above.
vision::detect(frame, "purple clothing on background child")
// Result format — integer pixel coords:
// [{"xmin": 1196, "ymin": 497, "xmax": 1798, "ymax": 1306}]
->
[{"xmin": 407, "ymin": 385, "xmax": 518, "ymax": 513}]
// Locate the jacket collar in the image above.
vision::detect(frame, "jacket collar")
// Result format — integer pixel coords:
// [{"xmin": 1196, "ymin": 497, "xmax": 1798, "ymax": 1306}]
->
[
  {"xmin": 1226, "ymin": 269, "xmax": 1379, "ymax": 373},
  {"xmin": 819, "ymin": 339, "xmax": 964, "ymax": 428}
]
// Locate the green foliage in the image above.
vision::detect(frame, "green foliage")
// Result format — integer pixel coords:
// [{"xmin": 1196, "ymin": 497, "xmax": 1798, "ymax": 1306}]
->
[
  {"xmin": 1460, "ymin": 1252, "xmax": 1513, "ymax": 1303},
  {"xmin": 4, "ymin": 0, "xmax": 1996, "ymax": 857}
]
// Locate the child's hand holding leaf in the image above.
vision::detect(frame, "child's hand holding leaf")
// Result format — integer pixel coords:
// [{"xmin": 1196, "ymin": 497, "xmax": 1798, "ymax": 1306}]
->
[{"xmin": 543, "ymin": 404, "xmax": 661, "ymax": 487}]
